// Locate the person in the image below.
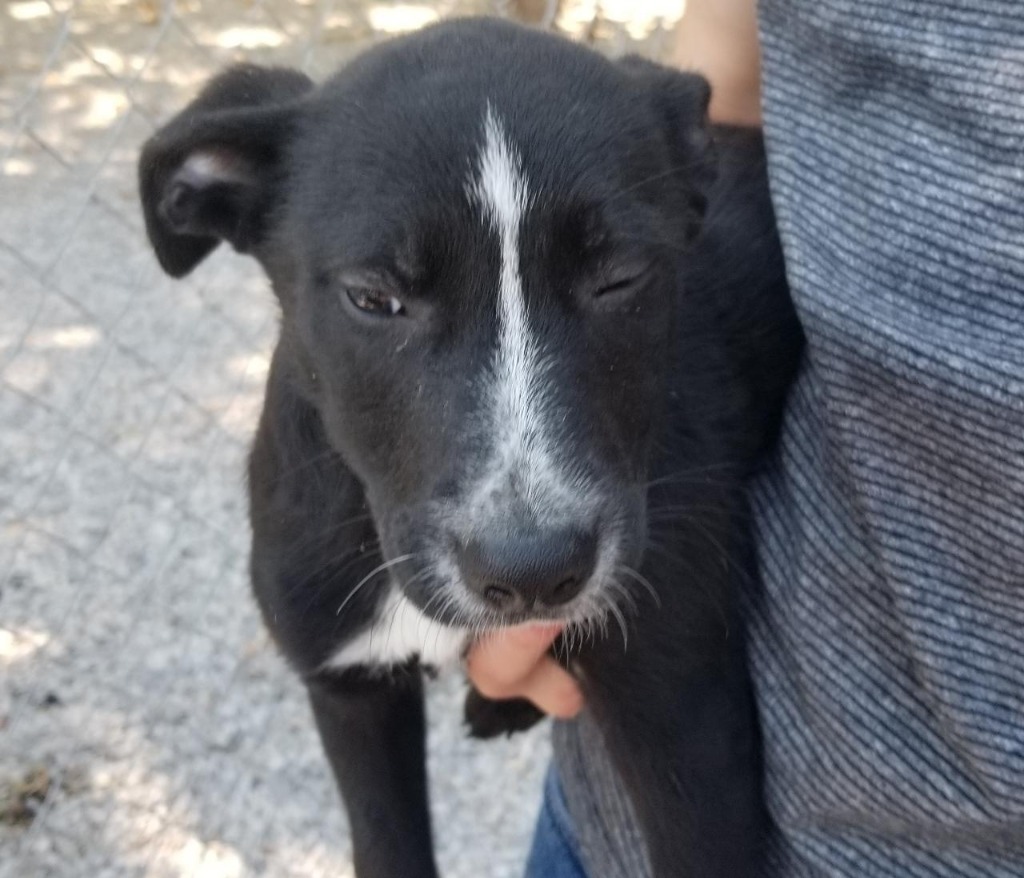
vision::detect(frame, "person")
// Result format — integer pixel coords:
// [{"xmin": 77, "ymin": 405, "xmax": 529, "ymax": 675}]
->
[{"xmin": 467, "ymin": 0, "xmax": 1024, "ymax": 875}]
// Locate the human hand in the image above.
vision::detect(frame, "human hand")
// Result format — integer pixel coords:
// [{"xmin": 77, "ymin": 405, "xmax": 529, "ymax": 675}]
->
[
  {"xmin": 464, "ymin": 624, "xmax": 584, "ymax": 720},
  {"xmin": 671, "ymin": 0, "xmax": 763, "ymax": 126}
]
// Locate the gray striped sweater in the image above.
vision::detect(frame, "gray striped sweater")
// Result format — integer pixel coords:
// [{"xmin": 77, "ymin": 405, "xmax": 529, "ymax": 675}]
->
[{"xmin": 552, "ymin": 1, "xmax": 1024, "ymax": 875}]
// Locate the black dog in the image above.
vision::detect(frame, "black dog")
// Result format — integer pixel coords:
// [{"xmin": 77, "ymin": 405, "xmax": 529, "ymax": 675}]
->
[{"xmin": 139, "ymin": 18, "xmax": 802, "ymax": 878}]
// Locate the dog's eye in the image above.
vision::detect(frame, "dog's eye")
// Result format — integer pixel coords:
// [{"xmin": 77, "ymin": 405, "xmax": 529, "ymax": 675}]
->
[
  {"xmin": 593, "ymin": 274, "xmax": 643, "ymax": 300},
  {"xmin": 594, "ymin": 278, "xmax": 636, "ymax": 298},
  {"xmin": 347, "ymin": 289, "xmax": 405, "ymax": 317}
]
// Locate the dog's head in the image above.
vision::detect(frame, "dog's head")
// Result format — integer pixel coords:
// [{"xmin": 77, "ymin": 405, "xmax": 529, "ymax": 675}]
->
[{"xmin": 140, "ymin": 19, "xmax": 713, "ymax": 639}]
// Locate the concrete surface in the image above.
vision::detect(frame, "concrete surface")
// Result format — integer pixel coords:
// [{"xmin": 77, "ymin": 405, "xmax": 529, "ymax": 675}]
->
[{"xmin": 0, "ymin": 1, "xmax": 682, "ymax": 876}]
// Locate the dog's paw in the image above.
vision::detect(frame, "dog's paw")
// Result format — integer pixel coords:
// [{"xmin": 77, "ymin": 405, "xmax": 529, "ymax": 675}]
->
[{"xmin": 463, "ymin": 687, "xmax": 546, "ymax": 739}]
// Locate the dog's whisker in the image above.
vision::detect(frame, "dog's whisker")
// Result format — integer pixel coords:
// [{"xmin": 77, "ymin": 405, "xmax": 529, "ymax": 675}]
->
[
  {"xmin": 617, "ymin": 225, "xmax": 781, "ymax": 259},
  {"xmin": 616, "ymin": 565, "xmax": 660, "ymax": 609},
  {"xmin": 639, "ymin": 538, "xmax": 736, "ymax": 630},
  {"xmin": 335, "ymin": 553, "xmax": 416, "ymax": 617},
  {"xmin": 644, "ymin": 462, "xmax": 743, "ymax": 490},
  {"xmin": 605, "ymin": 579, "xmax": 639, "ymax": 620},
  {"xmin": 382, "ymin": 587, "xmax": 409, "ymax": 658},
  {"xmin": 607, "ymin": 599, "xmax": 629, "ymax": 650},
  {"xmin": 600, "ymin": 158, "xmax": 713, "ymax": 205},
  {"xmin": 288, "ymin": 540, "xmax": 383, "ymax": 607}
]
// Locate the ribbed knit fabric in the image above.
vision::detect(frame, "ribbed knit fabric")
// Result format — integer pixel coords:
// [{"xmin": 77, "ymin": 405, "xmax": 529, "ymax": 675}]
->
[{"xmin": 551, "ymin": 2, "xmax": 1024, "ymax": 875}]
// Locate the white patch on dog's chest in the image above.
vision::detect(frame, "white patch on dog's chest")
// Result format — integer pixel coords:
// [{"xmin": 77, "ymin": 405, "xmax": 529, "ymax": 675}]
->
[{"xmin": 323, "ymin": 588, "xmax": 467, "ymax": 671}]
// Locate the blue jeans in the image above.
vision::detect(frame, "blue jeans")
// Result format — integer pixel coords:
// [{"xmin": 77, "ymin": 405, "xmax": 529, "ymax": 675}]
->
[{"xmin": 525, "ymin": 767, "xmax": 588, "ymax": 878}]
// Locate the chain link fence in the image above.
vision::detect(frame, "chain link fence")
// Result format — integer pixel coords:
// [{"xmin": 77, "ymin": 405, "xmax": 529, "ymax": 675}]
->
[{"xmin": 0, "ymin": 2, "xmax": 683, "ymax": 875}]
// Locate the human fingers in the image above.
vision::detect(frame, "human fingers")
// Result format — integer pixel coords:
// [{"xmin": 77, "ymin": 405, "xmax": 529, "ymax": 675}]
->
[{"xmin": 465, "ymin": 624, "xmax": 584, "ymax": 719}]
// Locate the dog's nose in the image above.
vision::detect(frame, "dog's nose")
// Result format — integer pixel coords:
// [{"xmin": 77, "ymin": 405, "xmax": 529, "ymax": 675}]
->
[{"xmin": 456, "ymin": 528, "xmax": 596, "ymax": 612}]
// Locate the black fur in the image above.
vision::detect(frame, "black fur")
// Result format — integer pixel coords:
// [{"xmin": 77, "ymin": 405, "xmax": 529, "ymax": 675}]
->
[
  {"xmin": 464, "ymin": 688, "xmax": 547, "ymax": 739},
  {"xmin": 140, "ymin": 18, "xmax": 803, "ymax": 878}
]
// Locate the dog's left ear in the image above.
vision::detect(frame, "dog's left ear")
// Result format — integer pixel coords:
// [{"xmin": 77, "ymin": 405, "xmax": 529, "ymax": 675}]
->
[
  {"xmin": 620, "ymin": 56, "xmax": 716, "ymax": 224},
  {"xmin": 139, "ymin": 64, "xmax": 314, "ymax": 278}
]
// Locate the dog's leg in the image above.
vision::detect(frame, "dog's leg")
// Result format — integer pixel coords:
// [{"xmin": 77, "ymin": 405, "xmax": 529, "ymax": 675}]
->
[
  {"xmin": 306, "ymin": 668, "xmax": 438, "ymax": 878},
  {"xmin": 580, "ymin": 631, "xmax": 764, "ymax": 878},
  {"xmin": 577, "ymin": 496, "xmax": 766, "ymax": 878}
]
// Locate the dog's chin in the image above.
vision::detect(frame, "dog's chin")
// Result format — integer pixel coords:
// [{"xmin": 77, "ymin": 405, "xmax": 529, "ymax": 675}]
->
[
  {"xmin": 399, "ymin": 580, "xmax": 628, "ymax": 646},
  {"xmin": 465, "ymin": 603, "xmax": 584, "ymax": 632}
]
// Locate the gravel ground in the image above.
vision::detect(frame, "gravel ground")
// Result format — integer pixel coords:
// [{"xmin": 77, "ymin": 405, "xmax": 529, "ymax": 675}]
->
[{"xmin": 0, "ymin": 2, "xmax": 682, "ymax": 876}]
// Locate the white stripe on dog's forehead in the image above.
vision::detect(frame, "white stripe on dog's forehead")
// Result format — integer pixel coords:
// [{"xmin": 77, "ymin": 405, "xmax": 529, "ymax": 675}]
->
[
  {"xmin": 469, "ymin": 105, "xmax": 529, "ymax": 237},
  {"xmin": 464, "ymin": 105, "xmax": 587, "ymax": 527},
  {"xmin": 468, "ymin": 105, "xmax": 535, "ymax": 460}
]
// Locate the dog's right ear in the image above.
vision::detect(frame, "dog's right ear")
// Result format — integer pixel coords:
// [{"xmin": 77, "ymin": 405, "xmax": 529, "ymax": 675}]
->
[
  {"xmin": 619, "ymin": 56, "xmax": 715, "ymax": 238},
  {"xmin": 139, "ymin": 64, "xmax": 313, "ymax": 278}
]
